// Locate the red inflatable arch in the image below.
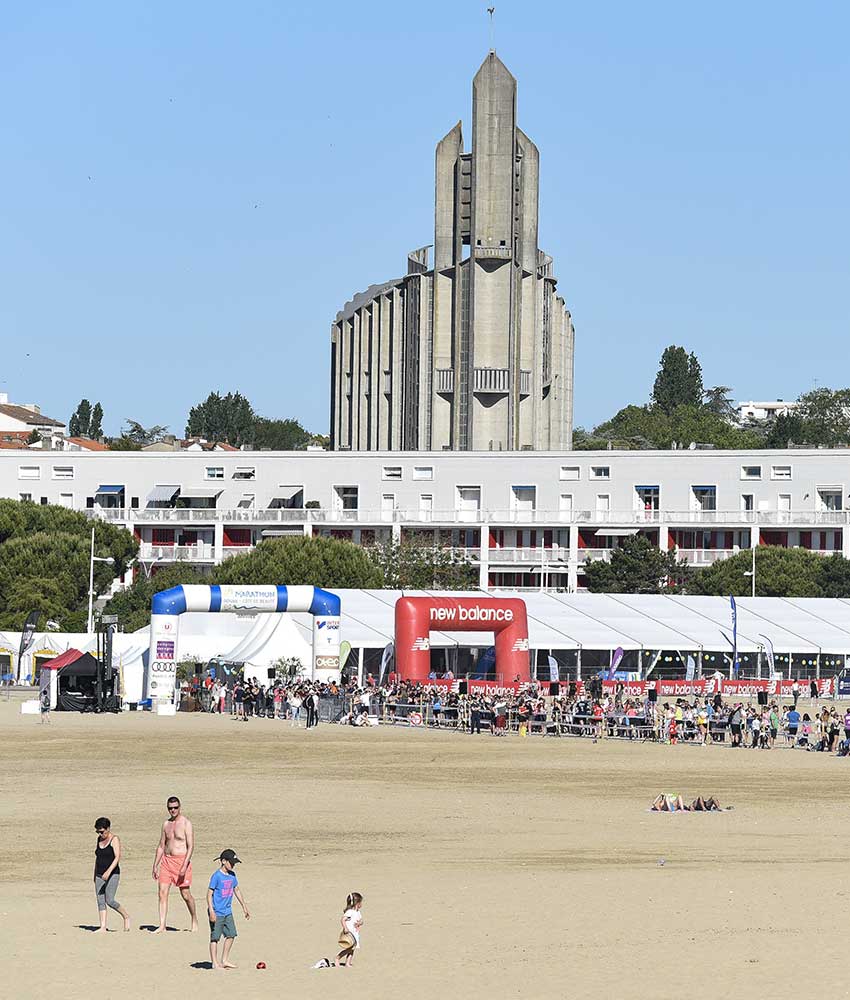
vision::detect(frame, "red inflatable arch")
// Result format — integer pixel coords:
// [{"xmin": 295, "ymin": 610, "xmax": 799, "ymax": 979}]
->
[{"xmin": 394, "ymin": 596, "xmax": 531, "ymax": 683}]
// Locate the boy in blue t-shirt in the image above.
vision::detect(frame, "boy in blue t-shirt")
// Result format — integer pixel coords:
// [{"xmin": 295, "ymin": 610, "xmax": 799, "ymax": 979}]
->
[{"xmin": 207, "ymin": 849, "xmax": 250, "ymax": 970}]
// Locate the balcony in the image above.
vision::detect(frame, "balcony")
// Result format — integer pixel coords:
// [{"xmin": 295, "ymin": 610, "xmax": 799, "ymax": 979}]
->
[
  {"xmin": 138, "ymin": 543, "xmax": 216, "ymax": 563},
  {"xmin": 675, "ymin": 548, "xmax": 736, "ymax": 566},
  {"xmin": 89, "ymin": 507, "xmax": 850, "ymax": 529},
  {"xmin": 488, "ymin": 546, "xmax": 571, "ymax": 565},
  {"xmin": 435, "ymin": 369, "xmax": 454, "ymax": 393},
  {"xmin": 577, "ymin": 548, "xmax": 614, "ymax": 565},
  {"xmin": 473, "ymin": 368, "xmax": 509, "ymax": 393}
]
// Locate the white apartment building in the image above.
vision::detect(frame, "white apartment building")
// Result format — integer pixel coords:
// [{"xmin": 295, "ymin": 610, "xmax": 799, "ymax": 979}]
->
[{"xmin": 3, "ymin": 447, "xmax": 850, "ymax": 592}]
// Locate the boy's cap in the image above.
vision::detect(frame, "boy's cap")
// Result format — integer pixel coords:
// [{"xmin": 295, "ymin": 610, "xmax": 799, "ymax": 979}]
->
[{"xmin": 216, "ymin": 849, "xmax": 241, "ymax": 864}]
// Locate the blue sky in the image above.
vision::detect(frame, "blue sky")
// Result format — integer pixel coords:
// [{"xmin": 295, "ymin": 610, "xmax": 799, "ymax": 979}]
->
[{"xmin": 1, "ymin": 1, "xmax": 847, "ymax": 437}]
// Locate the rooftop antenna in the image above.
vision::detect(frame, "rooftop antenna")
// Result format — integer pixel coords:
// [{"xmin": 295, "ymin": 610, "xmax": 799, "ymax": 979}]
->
[{"xmin": 487, "ymin": 6, "xmax": 495, "ymax": 51}]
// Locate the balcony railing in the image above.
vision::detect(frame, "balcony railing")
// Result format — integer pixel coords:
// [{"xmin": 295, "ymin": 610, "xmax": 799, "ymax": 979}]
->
[
  {"xmin": 91, "ymin": 507, "xmax": 850, "ymax": 528},
  {"xmin": 435, "ymin": 369, "xmax": 454, "ymax": 393},
  {"xmin": 487, "ymin": 546, "xmax": 571, "ymax": 565},
  {"xmin": 138, "ymin": 544, "xmax": 216, "ymax": 562},
  {"xmin": 675, "ymin": 548, "xmax": 736, "ymax": 566},
  {"xmin": 576, "ymin": 548, "xmax": 614, "ymax": 565}
]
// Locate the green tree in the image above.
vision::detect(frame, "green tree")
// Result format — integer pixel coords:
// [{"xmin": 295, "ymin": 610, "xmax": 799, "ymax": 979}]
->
[
  {"xmin": 764, "ymin": 410, "xmax": 807, "ymax": 448},
  {"xmin": 584, "ymin": 534, "xmax": 690, "ymax": 593},
  {"xmin": 69, "ymin": 398, "xmax": 92, "ymax": 438},
  {"xmin": 815, "ymin": 553, "xmax": 850, "ymax": 598},
  {"xmin": 794, "ymin": 388, "xmax": 850, "ymax": 447},
  {"xmin": 703, "ymin": 385, "xmax": 736, "ymax": 420},
  {"xmin": 212, "ymin": 536, "xmax": 383, "ymax": 589},
  {"xmin": 89, "ymin": 402, "xmax": 104, "ymax": 440},
  {"xmin": 26, "ymin": 429, "xmax": 41, "ymax": 445},
  {"xmin": 652, "ymin": 346, "xmax": 704, "ymax": 415},
  {"xmin": 186, "ymin": 391, "xmax": 255, "ymax": 446},
  {"xmin": 0, "ymin": 500, "xmax": 137, "ymax": 630},
  {"xmin": 111, "ymin": 420, "xmax": 170, "ymax": 448},
  {"xmin": 367, "ymin": 539, "xmax": 478, "ymax": 589},
  {"xmin": 102, "ymin": 563, "xmax": 208, "ymax": 633},
  {"xmin": 689, "ymin": 546, "xmax": 824, "ymax": 598},
  {"xmin": 251, "ymin": 417, "xmax": 311, "ymax": 451}
]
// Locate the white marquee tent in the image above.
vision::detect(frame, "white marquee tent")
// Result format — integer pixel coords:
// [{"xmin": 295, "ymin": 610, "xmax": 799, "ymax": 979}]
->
[{"xmin": 6, "ymin": 592, "xmax": 850, "ymax": 693}]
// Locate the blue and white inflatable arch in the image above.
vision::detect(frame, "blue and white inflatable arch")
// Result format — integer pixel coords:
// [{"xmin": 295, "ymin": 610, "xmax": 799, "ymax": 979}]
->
[{"xmin": 147, "ymin": 585, "xmax": 341, "ymax": 703}]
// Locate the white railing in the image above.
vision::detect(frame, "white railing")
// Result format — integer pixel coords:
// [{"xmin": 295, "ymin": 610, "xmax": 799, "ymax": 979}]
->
[
  {"xmin": 576, "ymin": 548, "xmax": 613, "ymax": 564},
  {"xmin": 473, "ymin": 367, "xmax": 510, "ymax": 393},
  {"xmin": 138, "ymin": 544, "xmax": 216, "ymax": 562},
  {"xmin": 435, "ymin": 369, "xmax": 454, "ymax": 393},
  {"xmin": 90, "ymin": 507, "xmax": 850, "ymax": 528},
  {"xmin": 487, "ymin": 546, "xmax": 571, "ymax": 565},
  {"xmin": 675, "ymin": 548, "xmax": 736, "ymax": 566}
]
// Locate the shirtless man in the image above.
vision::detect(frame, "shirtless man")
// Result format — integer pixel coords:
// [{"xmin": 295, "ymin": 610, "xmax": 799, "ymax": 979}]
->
[{"xmin": 152, "ymin": 795, "xmax": 198, "ymax": 932}]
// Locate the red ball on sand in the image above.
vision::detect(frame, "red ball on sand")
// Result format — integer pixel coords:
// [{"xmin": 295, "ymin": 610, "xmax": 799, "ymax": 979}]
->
[{"xmin": 256, "ymin": 962, "xmax": 266, "ymax": 970}]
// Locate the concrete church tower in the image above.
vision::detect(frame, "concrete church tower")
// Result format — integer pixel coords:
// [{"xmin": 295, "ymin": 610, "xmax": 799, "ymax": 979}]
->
[{"xmin": 331, "ymin": 52, "xmax": 574, "ymax": 452}]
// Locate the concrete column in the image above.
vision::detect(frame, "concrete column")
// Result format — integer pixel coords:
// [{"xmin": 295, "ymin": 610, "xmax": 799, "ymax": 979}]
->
[
  {"xmin": 568, "ymin": 525, "xmax": 579, "ymax": 593},
  {"xmin": 751, "ymin": 524, "xmax": 760, "ymax": 547},
  {"xmin": 213, "ymin": 521, "xmax": 224, "ymax": 564},
  {"xmin": 658, "ymin": 522, "xmax": 669, "ymax": 552},
  {"xmin": 478, "ymin": 525, "xmax": 489, "ymax": 589}
]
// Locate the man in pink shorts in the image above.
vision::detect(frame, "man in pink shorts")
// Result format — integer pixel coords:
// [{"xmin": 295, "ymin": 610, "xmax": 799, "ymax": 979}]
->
[{"xmin": 152, "ymin": 795, "xmax": 198, "ymax": 932}]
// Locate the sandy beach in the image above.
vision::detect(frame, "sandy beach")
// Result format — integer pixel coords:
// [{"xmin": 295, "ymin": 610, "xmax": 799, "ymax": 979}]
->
[{"xmin": 2, "ymin": 698, "xmax": 848, "ymax": 1000}]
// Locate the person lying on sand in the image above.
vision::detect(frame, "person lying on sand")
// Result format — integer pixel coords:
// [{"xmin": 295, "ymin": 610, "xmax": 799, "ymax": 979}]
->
[{"xmin": 651, "ymin": 794, "xmax": 729, "ymax": 812}]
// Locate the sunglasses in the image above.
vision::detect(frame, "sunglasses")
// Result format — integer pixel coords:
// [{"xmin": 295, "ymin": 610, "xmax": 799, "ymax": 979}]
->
[{"xmin": 167, "ymin": 805, "xmax": 180, "ymax": 811}]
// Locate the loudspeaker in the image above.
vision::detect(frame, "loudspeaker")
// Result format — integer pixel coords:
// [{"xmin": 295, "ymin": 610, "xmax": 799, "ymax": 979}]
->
[
  {"xmin": 549, "ymin": 682, "xmax": 560, "ymax": 696},
  {"xmin": 267, "ymin": 668, "xmax": 276, "ymax": 680},
  {"xmin": 568, "ymin": 681, "xmax": 578, "ymax": 698},
  {"xmin": 648, "ymin": 687, "xmax": 658, "ymax": 703},
  {"xmin": 459, "ymin": 681, "xmax": 468, "ymax": 696},
  {"xmin": 757, "ymin": 690, "xmax": 768, "ymax": 706}
]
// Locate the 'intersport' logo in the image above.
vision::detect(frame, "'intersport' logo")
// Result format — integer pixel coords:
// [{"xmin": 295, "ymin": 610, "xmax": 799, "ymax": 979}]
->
[{"xmin": 317, "ymin": 620, "xmax": 340, "ymax": 630}]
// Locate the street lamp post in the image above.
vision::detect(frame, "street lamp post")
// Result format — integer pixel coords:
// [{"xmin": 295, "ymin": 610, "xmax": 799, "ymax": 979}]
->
[
  {"xmin": 86, "ymin": 526, "xmax": 114, "ymax": 634},
  {"xmin": 743, "ymin": 544, "xmax": 756, "ymax": 598}
]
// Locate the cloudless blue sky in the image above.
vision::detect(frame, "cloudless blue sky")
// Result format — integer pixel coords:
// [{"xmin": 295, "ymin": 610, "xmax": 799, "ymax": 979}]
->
[{"xmin": 1, "ymin": 1, "xmax": 847, "ymax": 437}]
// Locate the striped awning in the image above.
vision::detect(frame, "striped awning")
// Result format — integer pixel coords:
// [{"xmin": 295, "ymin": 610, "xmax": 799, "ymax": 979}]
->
[
  {"xmin": 178, "ymin": 488, "xmax": 222, "ymax": 500},
  {"xmin": 146, "ymin": 484, "xmax": 180, "ymax": 503}
]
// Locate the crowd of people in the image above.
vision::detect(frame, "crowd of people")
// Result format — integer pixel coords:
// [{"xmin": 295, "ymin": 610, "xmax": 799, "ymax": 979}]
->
[{"xmin": 178, "ymin": 671, "xmax": 850, "ymax": 754}]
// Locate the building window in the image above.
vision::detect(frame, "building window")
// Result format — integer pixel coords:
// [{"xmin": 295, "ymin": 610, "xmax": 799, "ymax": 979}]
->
[
  {"xmin": 205, "ymin": 466, "xmax": 225, "ymax": 480},
  {"xmin": 419, "ymin": 494, "xmax": 433, "ymax": 520},
  {"xmin": 741, "ymin": 494, "xmax": 754, "ymax": 512},
  {"xmin": 635, "ymin": 486, "xmax": 660, "ymax": 512},
  {"xmin": 237, "ymin": 494, "xmax": 255, "ymax": 509},
  {"xmin": 58, "ymin": 493, "xmax": 74, "ymax": 508},
  {"xmin": 18, "ymin": 466, "xmax": 40, "ymax": 480},
  {"xmin": 232, "ymin": 467, "xmax": 256, "ymax": 480},
  {"xmin": 131, "ymin": 497, "xmax": 140, "ymax": 509},
  {"xmin": 19, "ymin": 493, "xmax": 32, "ymax": 502},
  {"xmin": 741, "ymin": 465, "xmax": 762, "ymax": 480},
  {"xmin": 335, "ymin": 486, "xmax": 359, "ymax": 511},
  {"xmin": 817, "ymin": 488, "xmax": 842, "ymax": 512},
  {"xmin": 511, "ymin": 486, "xmax": 536, "ymax": 516},
  {"xmin": 413, "ymin": 466, "xmax": 433, "ymax": 481},
  {"xmin": 382, "ymin": 466, "xmax": 402, "ymax": 481},
  {"xmin": 560, "ymin": 466, "xmax": 580, "ymax": 481},
  {"xmin": 771, "ymin": 465, "xmax": 792, "ymax": 480},
  {"xmin": 52, "ymin": 466, "xmax": 74, "ymax": 480},
  {"xmin": 692, "ymin": 486, "xmax": 717, "ymax": 512},
  {"xmin": 591, "ymin": 466, "xmax": 610, "ymax": 480}
]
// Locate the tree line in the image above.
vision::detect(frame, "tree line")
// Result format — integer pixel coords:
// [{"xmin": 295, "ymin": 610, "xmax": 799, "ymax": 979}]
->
[
  {"xmin": 66, "ymin": 391, "xmax": 326, "ymax": 451},
  {"xmin": 574, "ymin": 344, "xmax": 850, "ymax": 450},
  {"xmin": 584, "ymin": 533, "xmax": 850, "ymax": 598}
]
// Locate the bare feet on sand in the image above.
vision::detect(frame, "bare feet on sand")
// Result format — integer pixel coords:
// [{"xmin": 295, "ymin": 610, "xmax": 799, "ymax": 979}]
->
[
  {"xmin": 222, "ymin": 962, "xmax": 237, "ymax": 969},
  {"xmin": 94, "ymin": 927, "xmax": 107, "ymax": 934},
  {"xmin": 190, "ymin": 921, "xmax": 199, "ymax": 932},
  {"xmin": 152, "ymin": 926, "xmax": 166, "ymax": 934}
]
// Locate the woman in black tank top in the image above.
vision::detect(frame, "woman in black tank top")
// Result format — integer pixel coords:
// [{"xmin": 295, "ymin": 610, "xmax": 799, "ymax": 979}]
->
[{"xmin": 93, "ymin": 817, "xmax": 130, "ymax": 932}]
